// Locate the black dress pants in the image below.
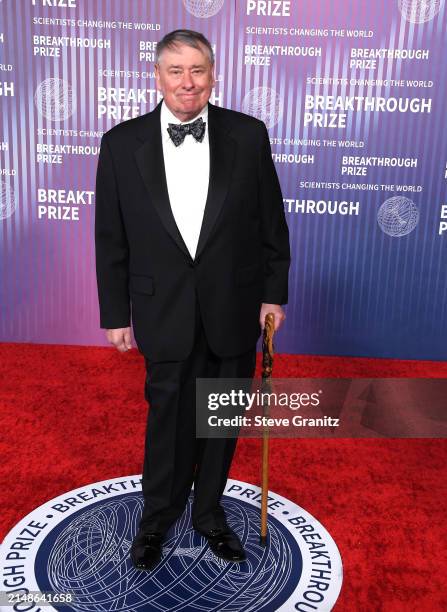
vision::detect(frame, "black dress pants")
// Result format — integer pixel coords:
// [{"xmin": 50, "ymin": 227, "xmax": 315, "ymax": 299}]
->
[{"xmin": 139, "ymin": 298, "xmax": 257, "ymax": 535}]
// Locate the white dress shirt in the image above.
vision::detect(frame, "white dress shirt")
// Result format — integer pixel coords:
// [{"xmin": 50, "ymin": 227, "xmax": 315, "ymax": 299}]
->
[{"xmin": 160, "ymin": 99, "xmax": 210, "ymax": 259}]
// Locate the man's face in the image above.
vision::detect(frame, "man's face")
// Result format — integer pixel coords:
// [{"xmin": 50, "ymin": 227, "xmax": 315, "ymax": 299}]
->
[{"xmin": 155, "ymin": 42, "xmax": 215, "ymax": 122}]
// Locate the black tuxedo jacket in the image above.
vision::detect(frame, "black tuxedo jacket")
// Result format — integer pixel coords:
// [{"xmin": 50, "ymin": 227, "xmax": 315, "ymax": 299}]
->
[{"xmin": 95, "ymin": 99, "xmax": 290, "ymax": 361}]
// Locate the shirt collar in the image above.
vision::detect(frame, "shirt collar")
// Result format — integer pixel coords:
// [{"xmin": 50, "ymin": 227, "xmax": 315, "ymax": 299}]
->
[{"xmin": 160, "ymin": 99, "xmax": 208, "ymax": 143}]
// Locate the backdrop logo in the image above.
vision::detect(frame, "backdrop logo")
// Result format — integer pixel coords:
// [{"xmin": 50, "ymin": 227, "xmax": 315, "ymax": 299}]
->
[
  {"xmin": 0, "ymin": 180, "xmax": 16, "ymax": 220},
  {"xmin": 0, "ymin": 477, "xmax": 342, "ymax": 611},
  {"xmin": 182, "ymin": 0, "xmax": 225, "ymax": 18},
  {"xmin": 242, "ymin": 86, "xmax": 283, "ymax": 128},
  {"xmin": 34, "ymin": 78, "xmax": 76, "ymax": 121},
  {"xmin": 377, "ymin": 196, "xmax": 420, "ymax": 237},
  {"xmin": 398, "ymin": 0, "xmax": 444, "ymax": 23}
]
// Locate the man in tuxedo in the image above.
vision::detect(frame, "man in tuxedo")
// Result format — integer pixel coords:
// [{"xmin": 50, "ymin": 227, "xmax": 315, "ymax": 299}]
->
[{"xmin": 95, "ymin": 29, "xmax": 290, "ymax": 571}]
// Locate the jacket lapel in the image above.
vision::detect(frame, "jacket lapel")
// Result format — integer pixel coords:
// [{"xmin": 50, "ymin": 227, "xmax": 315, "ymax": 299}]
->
[
  {"xmin": 195, "ymin": 102, "xmax": 235, "ymax": 259},
  {"xmin": 134, "ymin": 99, "xmax": 236, "ymax": 261},
  {"xmin": 134, "ymin": 100, "xmax": 191, "ymax": 260}
]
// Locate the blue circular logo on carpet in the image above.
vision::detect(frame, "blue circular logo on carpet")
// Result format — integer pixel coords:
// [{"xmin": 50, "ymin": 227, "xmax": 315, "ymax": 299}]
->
[{"xmin": 0, "ymin": 477, "xmax": 342, "ymax": 611}]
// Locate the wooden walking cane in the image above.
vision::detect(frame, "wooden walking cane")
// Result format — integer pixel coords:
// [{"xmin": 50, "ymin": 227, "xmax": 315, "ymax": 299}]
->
[{"xmin": 260, "ymin": 312, "xmax": 275, "ymax": 547}]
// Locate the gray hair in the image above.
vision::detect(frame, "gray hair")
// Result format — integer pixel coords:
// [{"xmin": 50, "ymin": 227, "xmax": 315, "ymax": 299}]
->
[{"xmin": 155, "ymin": 29, "xmax": 214, "ymax": 65}]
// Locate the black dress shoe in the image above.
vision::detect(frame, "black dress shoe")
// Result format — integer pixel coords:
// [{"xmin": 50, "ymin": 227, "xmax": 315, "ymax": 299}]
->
[
  {"xmin": 130, "ymin": 530, "xmax": 164, "ymax": 571},
  {"xmin": 200, "ymin": 527, "xmax": 246, "ymax": 562}
]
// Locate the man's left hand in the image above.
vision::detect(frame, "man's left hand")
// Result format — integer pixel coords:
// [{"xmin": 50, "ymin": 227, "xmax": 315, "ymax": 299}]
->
[{"xmin": 259, "ymin": 303, "xmax": 286, "ymax": 331}]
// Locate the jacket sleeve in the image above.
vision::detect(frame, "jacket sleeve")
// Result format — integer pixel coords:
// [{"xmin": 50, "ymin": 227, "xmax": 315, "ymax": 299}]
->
[
  {"xmin": 94, "ymin": 132, "xmax": 130, "ymax": 329},
  {"xmin": 257, "ymin": 121, "xmax": 290, "ymax": 305}
]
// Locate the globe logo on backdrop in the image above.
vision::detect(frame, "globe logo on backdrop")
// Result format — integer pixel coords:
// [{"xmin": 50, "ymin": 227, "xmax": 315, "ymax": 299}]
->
[
  {"xmin": 182, "ymin": 0, "xmax": 225, "ymax": 18},
  {"xmin": 242, "ymin": 87, "xmax": 283, "ymax": 128},
  {"xmin": 34, "ymin": 78, "xmax": 76, "ymax": 121},
  {"xmin": 0, "ymin": 477, "xmax": 343, "ymax": 611},
  {"xmin": 0, "ymin": 180, "xmax": 16, "ymax": 220},
  {"xmin": 398, "ymin": 0, "xmax": 443, "ymax": 23},
  {"xmin": 377, "ymin": 196, "xmax": 420, "ymax": 237}
]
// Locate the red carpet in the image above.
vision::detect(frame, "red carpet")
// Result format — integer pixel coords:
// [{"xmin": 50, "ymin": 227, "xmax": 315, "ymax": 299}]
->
[{"xmin": 1, "ymin": 342, "xmax": 446, "ymax": 611}]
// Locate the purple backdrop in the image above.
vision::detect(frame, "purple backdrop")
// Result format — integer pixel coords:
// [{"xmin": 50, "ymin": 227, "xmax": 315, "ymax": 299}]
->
[{"xmin": 1, "ymin": 0, "xmax": 446, "ymax": 359}]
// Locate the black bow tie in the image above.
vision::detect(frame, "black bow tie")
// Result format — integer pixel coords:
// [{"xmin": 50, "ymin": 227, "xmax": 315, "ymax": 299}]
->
[{"xmin": 167, "ymin": 117, "xmax": 206, "ymax": 147}]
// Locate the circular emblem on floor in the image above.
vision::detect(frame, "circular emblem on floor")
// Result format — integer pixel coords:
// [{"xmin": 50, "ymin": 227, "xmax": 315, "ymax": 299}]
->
[{"xmin": 0, "ymin": 477, "xmax": 342, "ymax": 611}]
